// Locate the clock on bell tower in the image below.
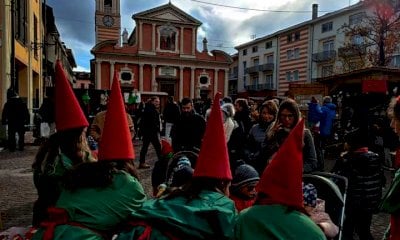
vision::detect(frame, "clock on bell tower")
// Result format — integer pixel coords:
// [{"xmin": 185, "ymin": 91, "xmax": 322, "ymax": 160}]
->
[{"xmin": 95, "ymin": 0, "xmax": 121, "ymax": 43}]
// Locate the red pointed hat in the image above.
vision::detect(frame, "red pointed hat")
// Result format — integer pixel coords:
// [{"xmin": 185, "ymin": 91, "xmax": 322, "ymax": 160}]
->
[
  {"xmin": 256, "ymin": 119, "xmax": 305, "ymax": 210},
  {"xmin": 161, "ymin": 138, "xmax": 173, "ymax": 156},
  {"xmin": 193, "ymin": 92, "xmax": 232, "ymax": 180},
  {"xmin": 98, "ymin": 71, "xmax": 135, "ymax": 161},
  {"xmin": 54, "ymin": 60, "xmax": 88, "ymax": 131}
]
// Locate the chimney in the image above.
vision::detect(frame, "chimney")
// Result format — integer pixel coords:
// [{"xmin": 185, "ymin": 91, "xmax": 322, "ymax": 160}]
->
[
  {"xmin": 202, "ymin": 37, "xmax": 208, "ymax": 53},
  {"xmin": 312, "ymin": 4, "xmax": 318, "ymax": 20}
]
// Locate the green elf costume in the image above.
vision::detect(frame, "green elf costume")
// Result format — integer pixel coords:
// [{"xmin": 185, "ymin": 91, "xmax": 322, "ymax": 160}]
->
[
  {"xmin": 32, "ymin": 60, "xmax": 94, "ymax": 226},
  {"xmin": 32, "ymin": 71, "xmax": 146, "ymax": 240},
  {"xmin": 116, "ymin": 92, "xmax": 237, "ymax": 240},
  {"xmin": 234, "ymin": 119, "xmax": 326, "ymax": 240}
]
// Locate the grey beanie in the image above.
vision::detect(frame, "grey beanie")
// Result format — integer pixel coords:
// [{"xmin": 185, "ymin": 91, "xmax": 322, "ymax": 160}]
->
[{"xmin": 231, "ymin": 164, "xmax": 260, "ymax": 192}]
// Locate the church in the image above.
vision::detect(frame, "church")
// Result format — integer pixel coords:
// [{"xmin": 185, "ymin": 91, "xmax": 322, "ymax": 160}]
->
[{"xmin": 91, "ymin": 0, "xmax": 233, "ymax": 102}]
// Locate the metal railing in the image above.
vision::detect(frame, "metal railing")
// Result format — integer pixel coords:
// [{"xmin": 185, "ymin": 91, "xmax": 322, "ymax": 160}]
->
[{"xmin": 312, "ymin": 50, "xmax": 336, "ymax": 62}]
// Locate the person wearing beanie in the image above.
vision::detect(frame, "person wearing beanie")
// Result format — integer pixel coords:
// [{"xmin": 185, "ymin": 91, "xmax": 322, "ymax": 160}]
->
[
  {"xmin": 221, "ymin": 102, "xmax": 237, "ymax": 142},
  {"xmin": 230, "ymin": 164, "xmax": 259, "ymax": 212},
  {"xmin": 32, "ymin": 71, "xmax": 146, "ymax": 240},
  {"xmin": 32, "ymin": 60, "xmax": 96, "ymax": 227},
  {"xmin": 334, "ymin": 128, "xmax": 382, "ymax": 240},
  {"xmin": 116, "ymin": 93, "xmax": 236, "ymax": 240},
  {"xmin": 303, "ymin": 183, "xmax": 339, "ymax": 239},
  {"xmin": 235, "ymin": 119, "xmax": 326, "ymax": 240}
]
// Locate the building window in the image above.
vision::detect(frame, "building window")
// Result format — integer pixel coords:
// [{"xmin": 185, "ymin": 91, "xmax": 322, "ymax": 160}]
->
[
  {"xmin": 243, "ymin": 61, "xmax": 247, "ymax": 70},
  {"xmin": 287, "ymin": 50, "xmax": 293, "ymax": 60},
  {"xmin": 286, "ymin": 71, "xmax": 292, "ymax": 81},
  {"xmin": 321, "ymin": 22, "xmax": 333, "ymax": 33},
  {"xmin": 265, "ymin": 74, "xmax": 273, "ymax": 88},
  {"xmin": 265, "ymin": 41, "xmax": 272, "ymax": 49},
  {"xmin": 15, "ymin": 0, "xmax": 27, "ymax": 44},
  {"xmin": 158, "ymin": 25, "xmax": 178, "ymax": 51},
  {"xmin": 323, "ymin": 40, "xmax": 335, "ymax": 51},
  {"xmin": 349, "ymin": 12, "xmax": 365, "ymax": 25},
  {"xmin": 294, "ymin": 48, "xmax": 300, "ymax": 59},
  {"xmin": 253, "ymin": 58, "xmax": 259, "ymax": 66},
  {"xmin": 391, "ymin": 55, "xmax": 400, "ymax": 67},
  {"xmin": 294, "ymin": 31, "xmax": 300, "ymax": 41},
  {"xmin": 322, "ymin": 65, "xmax": 333, "ymax": 77},
  {"xmin": 252, "ymin": 75, "xmax": 259, "ymax": 85},
  {"xmin": 104, "ymin": 0, "xmax": 112, "ymax": 7},
  {"xmin": 293, "ymin": 70, "xmax": 299, "ymax": 81},
  {"xmin": 243, "ymin": 49, "xmax": 247, "ymax": 56},
  {"xmin": 33, "ymin": 15, "xmax": 38, "ymax": 59},
  {"xmin": 287, "ymin": 34, "xmax": 292, "ymax": 43},
  {"xmin": 351, "ymin": 35, "xmax": 364, "ymax": 45},
  {"xmin": 265, "ymin": 54, "xmax": 273, "ymax": 63},
  {"xmin": 252, "ymin": 46, "xmax": 258, "ymax": 53}
]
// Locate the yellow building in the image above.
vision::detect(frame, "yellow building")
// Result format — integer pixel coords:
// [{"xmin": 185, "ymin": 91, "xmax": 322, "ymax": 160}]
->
[{"xmin": 1, "ymin": 0, "xmax": 43, "ymax": 120}]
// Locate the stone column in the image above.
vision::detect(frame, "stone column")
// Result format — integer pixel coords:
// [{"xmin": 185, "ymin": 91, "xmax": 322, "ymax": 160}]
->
[
  {"xmin": 139, "ymin": 63, "xmax": 144, "ymax": 92},
  {"xmin": 96, "ymin": 60, "xmax": 102, "ymax": 89},
  {"xmin": 139, "ymin": 22, "xmax": 143, "ymax": 50},
  {"xmin": 214, "ymin": 69, "xmax": 219, "ymax": 95},
  {"xmin": 152, "ymin": 24, "xmax": 156, "ymax": 52},
  {"xmin": 190, "ymin": 67, "xmax": 195, "ymax": 99},
  {"xmin": 224, "ymin": 69, "xmax": 229, "ymax": 97},
  {"xmin": 110, "ymin": 61, "xmax": 115, "ymax": 86},
  {"xmin": 192, "ymin": 28, "xmax": 195, "ymax": 55},
  {"xmin": 180, "ymin": 27, "xmax": 184, "ymax": 53},
  {"xmin": 179, "ymin": 66, "xmax": 184, "ymax": 100},
  {"xmin": 152, "ymin": 64, "xmax": 157, "ymax": 91}
]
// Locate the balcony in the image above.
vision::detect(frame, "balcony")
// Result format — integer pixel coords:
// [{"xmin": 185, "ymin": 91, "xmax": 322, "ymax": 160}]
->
[
  {"xmin": 338, "ymin": 44, "xmax": 367, "ymax": 58},
  {"xmin": 245, "ymin": 83, "xmax": 275, "ymax": 91},
  {"xmin": 244, "ymin": 63, "xmax": 274, "ymax": 74},
  {"xmin": 312, "ymin": 50, "xmax": 336, "ymax": 62}
]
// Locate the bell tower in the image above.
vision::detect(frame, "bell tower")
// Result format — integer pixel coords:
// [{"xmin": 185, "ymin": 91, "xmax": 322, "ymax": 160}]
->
[{"xmin": 95, "ymin": 0, "xmax": 121, "ymax": 43}]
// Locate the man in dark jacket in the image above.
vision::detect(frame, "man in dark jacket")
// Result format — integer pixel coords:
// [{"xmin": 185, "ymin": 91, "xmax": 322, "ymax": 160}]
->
[
  {"xmin": 139, "ymin": 96, "xmax": 162, "ymax": 169},
  {"xmin": 2, "ymin": 90, "xmax": 30, "ymax": 151},
  {"xmin": 162, "ymin": 96, "xmax": 180, "ymax": 139},
  {"xmin": 171, "ymin": 97, "xmax": 206, "ymax": 152}
]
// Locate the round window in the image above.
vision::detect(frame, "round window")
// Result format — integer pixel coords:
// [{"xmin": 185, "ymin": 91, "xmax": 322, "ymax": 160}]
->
[
  {"xmin": 121, "ymin": 72, "xmax": 132, "ymax": 81},
  {"xmin": 200, "ymin": 76, "xmax": 208, "ymax": 84}
]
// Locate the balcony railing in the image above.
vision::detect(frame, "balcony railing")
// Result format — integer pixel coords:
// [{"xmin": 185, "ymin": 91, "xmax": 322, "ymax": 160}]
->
[
  {"xmin": 245, "ymin": 83, "xmax": 275, "ymax": 91},
  {"xmin": 312, "ymin": 50, "xmax": 336, "ymax": 62},
  {"xmin": 338, "ymin": 44, "xmax": 367, "ymax": 58},
  {"xmin": 244, "ymin": 63, "xmax": 274, "ymax": 74}
]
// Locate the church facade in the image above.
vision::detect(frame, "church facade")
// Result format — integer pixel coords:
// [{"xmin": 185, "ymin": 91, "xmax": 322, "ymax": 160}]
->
[{"xmin": 91, "ymin": 0, "xmax": 232, "ymax": 102}]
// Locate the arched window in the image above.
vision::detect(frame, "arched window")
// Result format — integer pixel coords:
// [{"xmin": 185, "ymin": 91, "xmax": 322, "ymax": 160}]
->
[
  {"xmin": 104, "ymin": 0, "xmax": 112, "ymax": 7},
  {"xmin": 159, "ymin": 25, "xmax": 177, "ymax": 51}
]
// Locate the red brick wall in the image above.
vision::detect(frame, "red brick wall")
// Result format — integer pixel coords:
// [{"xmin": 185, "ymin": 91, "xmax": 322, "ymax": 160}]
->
[{"xmin": 142, "ymin": 23, "xmax": 153, "ymax": 51}]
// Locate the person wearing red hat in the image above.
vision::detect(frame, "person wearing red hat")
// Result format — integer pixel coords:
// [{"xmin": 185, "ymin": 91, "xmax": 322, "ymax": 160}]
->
[
  {"xmin": 115, "ymin": 93, "xmax": 236, "ymax": 240},
  {"xmin": 32, "ymin": 60, "xmax": 96, "ymax": 227},
  {"xmin": 31, "ymin": 71, "xmax": 146, "ymax": 240},
  {"xmin": 234, "ymin": 119, "xmax": 326, "ymax": 240}
]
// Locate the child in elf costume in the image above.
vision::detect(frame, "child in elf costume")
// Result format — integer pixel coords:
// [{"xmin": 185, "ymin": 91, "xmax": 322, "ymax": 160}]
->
[
  {"xmin": 234, "ymin": 119, "xmax": 326, "ymax": 240},
  {"xmin": 116, "ymin": 93, "xmax": 236, "ymax": 240},
  {"xmin": 31, "ymin": 72, "xmax": 146, "ymax": 240}
]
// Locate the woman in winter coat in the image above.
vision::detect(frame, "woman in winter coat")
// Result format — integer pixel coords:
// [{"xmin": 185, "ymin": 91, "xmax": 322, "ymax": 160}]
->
[
  {"xmin": 247, "ymin": 100, "xmax": 278, "ymax": 173},
  {"xmin": 262, "ymin": 98, "xmax": 318, "ymax": 174}
]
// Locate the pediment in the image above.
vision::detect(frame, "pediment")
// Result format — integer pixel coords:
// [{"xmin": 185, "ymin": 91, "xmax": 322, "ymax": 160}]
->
[{"xmin": 133, "ymin": 3, "xmax": 201, "ymax": 26}]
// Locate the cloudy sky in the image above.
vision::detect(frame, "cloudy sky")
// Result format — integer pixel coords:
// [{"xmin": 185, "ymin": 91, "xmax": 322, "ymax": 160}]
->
[{"xmin": 47, "ymin": 0, "xmax": 359, "ymax": 71}]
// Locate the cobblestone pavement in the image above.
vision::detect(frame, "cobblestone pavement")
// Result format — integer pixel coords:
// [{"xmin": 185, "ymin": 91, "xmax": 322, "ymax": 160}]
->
[{"xmin": 0, "ymin": 137, "xmax": 391, "ymax": 239}]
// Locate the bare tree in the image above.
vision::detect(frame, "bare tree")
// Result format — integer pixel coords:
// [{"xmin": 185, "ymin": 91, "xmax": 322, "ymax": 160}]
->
[{"xmin": 339, "ymin": 0, "xmax": 400, "ymax": 68}]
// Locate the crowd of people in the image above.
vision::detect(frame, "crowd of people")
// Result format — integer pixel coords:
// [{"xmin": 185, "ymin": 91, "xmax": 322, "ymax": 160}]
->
[{"xmin": 4, "ymin": 61, "xmax": 400, "ymax": 239}]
